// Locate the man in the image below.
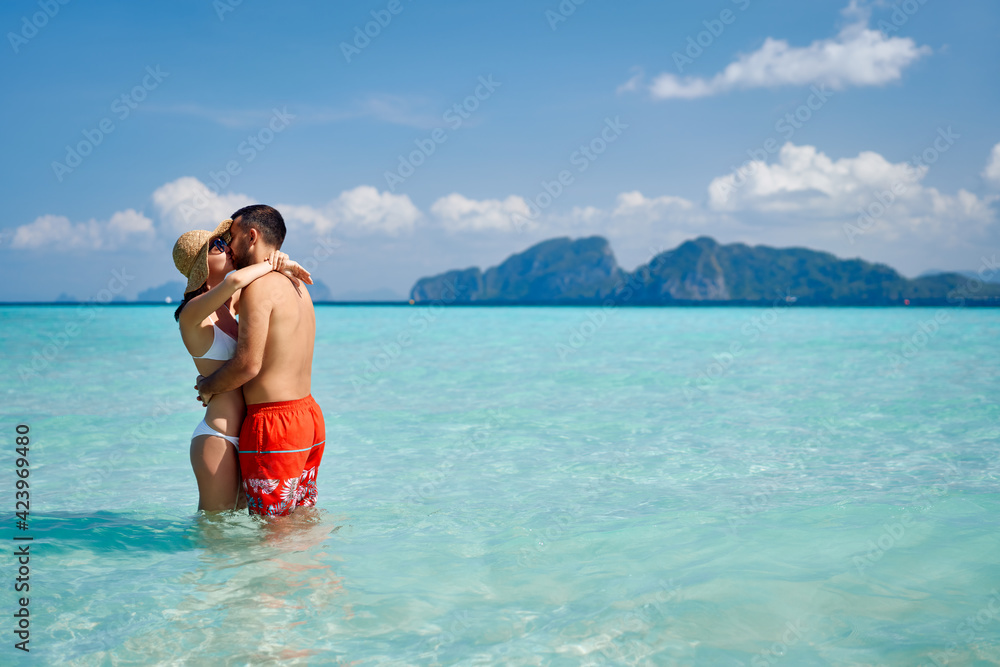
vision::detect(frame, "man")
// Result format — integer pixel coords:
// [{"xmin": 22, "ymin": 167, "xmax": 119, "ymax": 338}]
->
[{"xmin": 195, "ymin": 204, "xmax": 325, "ymax": 516}]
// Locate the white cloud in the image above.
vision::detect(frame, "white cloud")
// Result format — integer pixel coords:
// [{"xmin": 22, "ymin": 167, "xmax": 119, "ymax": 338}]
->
[
  {"xmin": 152, "ymin": 177, "xmax": 254, "ymax": 234},
  {"xmin": 982, "ymin": 142, "xmax": 1000, "ymax": 188},
  {"xmin": 149, "ymin": 177, "xmax": 420, "ymax": 240},
  {"xmin": 706, "ymin": 142, "xmax": 998, "ymax": 243},
  {"xmin": 567, "ymin": 205, "xmax": 604, "ymax": 225},
  {"xmin": 12, "ymin": 133, "xmax": 998, "ymax": 288},
  {"xmin": 278, "ymin": 204, "xmax": 337, "ymax": 232},
  {"xmin": 616, "ymin": 68, "xmax": 645, "ymax": 95},
  {"xmin": 638, "ymin": 3, "xmax": 930, "ymax": 100},
  {"xmin": 107, "ymin": 209, "xmax": 155, "ymax": 237},
  {"xmin": 429, "ymin": 193, "xmax": 532, "ymax": 232},
  {"xmin": 150, "ymin": 94, "xmax": 442, "ymax": 130},
  {"xmin": 612, "ymin": 191, "xmax": 696, "ymax": 221},
  {"xmin": 281, "ymin": 185, "xmax": 421, "ymax": 236},
  {"xmin": 12, "ymin": 209, "xmax": 154, "ymax": 251},
  {"xmin": 708, "ymin": 143, "xmax": 922, "ymax": 213},
  {"xmin": 145, "ymin": 104, "xmax": 283, "ymax": 129},
  {"xmin": 529, "ymin": 139, "xmax": 998, "ymax": 267},
  {"xmin": 551, "ymin": 194, "xmax": 698, "ymax": 231}
]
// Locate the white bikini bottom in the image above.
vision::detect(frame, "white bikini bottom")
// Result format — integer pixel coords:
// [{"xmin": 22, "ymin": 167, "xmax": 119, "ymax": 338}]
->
[{"xmin": 191, "ymin": 418, "xmax": 240, "ymax": 446}]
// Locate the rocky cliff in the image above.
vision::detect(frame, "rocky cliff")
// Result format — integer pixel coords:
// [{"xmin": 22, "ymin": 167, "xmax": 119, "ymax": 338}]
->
[
  {"xmin": 410, "ymin": 235, "xmax": 1000, "ymax": 306},
  {"xmin": 410, "ymin": 236, "xmax": 625, "ymax": 304}
]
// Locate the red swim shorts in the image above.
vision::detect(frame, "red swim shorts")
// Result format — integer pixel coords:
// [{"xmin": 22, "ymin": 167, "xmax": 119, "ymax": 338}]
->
[{"xmin": 238, "ymin": 395, "xmax": 326, "ymax": 516}]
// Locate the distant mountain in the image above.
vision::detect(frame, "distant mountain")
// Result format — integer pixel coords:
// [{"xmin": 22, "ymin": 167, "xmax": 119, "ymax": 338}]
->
[
  {"xmin": 307, "ymin": 280, "xmax": 333, "ymax": 302},
  {"xmin": 137, "ymin": 281, "xmax": 186, "ymax": 303},
  {"xmin": 134, "ymin": 278, "xmax": 335, "ymax": 304},
  {"xmin": 53, "ymin": 292, "xmax": 125, "ymax": 303},
  {"xmin": 330, "ymin": 287, "xmax": 406, "ymax": 302},
  {"xmin": 410, "ymin": 236, "xmax": 1000, "ymax": 306},
  {"xmin": 411, "ymin": 236, "xmax": 625, "ymax": 304},
  {"xmin": 919, "ymin": 269, "xmax": 1000, "ymax": 285}
]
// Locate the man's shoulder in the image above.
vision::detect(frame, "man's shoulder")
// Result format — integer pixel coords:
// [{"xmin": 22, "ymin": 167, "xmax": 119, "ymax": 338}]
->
[
  {"xmin": 239, "ymin": 272, "xmax": 282, "ymax": 305},
  {"xmin": 242, "ymin": 272, "xmax": 285, "ymax": 293},
  {"xmin": 243, "ymin": 272, "xmax": 311, "ymax": 303}
]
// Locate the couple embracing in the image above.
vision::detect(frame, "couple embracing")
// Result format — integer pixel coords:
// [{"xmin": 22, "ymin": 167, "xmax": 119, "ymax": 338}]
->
[{"xmin": 171, "ymin": 204, "xmax": 326, "ymax": 516}]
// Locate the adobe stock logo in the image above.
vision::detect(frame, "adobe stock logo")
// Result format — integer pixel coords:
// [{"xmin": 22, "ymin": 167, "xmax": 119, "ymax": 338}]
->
[
  {"xmin": 510, "ymin": 116, "xmax": 628, "ymax": 232},
  {"xmin": 843, "ymin": 126, "xmax": 959, "ymax": 245},
  {"xmin": 7, "ymin": 0, "xmax": 72, "ymax": 54},
  {"xmin": 672, "ymin": 0, "xmax": 752, "ymax": 72},
  {"xmin": 383, "ymin": 76, "xmax": 501, "ymax": 192},
  {"xmin": 340, "ymin": 0, "xmax": 414, "ymax": 63},
  {"xmin": 51, "ymin": 66, "xmax": 170, "ymax": 182}
]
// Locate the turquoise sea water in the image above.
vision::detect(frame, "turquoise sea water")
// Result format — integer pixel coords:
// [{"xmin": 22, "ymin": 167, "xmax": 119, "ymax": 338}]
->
[{"xmin": 2, "ymin": 304, "xmax": 999, "ymax": 665}]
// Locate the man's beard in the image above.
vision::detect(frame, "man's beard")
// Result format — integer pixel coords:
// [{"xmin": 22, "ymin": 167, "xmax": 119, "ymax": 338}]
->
[{"xmin": 232, "ymin": 246, "xmax": 253, "ymax": 269}]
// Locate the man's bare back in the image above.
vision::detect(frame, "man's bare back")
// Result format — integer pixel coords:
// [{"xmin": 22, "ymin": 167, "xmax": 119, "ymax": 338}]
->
[{"xmin": 237, "ymin": 271, "xmax": 316, "ymax": 405}]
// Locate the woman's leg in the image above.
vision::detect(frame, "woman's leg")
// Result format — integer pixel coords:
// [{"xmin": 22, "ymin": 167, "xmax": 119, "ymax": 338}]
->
[
  {"xmin": 234, "ymin": 466, "xmax": 248, "ymax": 511},
  {"xmin": 190, "ymin": 434, "xmax": 242, "ymax": 511}
]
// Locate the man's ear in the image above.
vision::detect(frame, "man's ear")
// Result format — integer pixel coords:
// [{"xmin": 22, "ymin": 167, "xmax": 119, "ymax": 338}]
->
[{"xmin": 247, "ymin": 227, "xmax": 258, "ymax": 247}]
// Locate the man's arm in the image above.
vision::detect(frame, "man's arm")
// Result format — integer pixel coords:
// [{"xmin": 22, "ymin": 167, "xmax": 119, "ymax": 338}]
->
[{"xmin": 197, "ymin": 279, "xmax": 273, "ymax": 400}]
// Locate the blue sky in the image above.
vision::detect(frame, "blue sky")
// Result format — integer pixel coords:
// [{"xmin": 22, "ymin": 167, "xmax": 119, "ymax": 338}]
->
[{"xmin": 3, "ymin": 0, "xmax": 999, "ymax": 301}]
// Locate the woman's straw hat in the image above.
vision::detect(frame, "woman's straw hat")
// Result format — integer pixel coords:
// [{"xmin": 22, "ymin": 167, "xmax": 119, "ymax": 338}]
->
[{"xmin": 172, "ymin": 218, "xmax": 233, "ymax": 294}]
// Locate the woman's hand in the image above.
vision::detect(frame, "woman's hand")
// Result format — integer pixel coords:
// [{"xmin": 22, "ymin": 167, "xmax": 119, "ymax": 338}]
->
[
  {"xmin": 281, "ymin": 259, "xmax": 313, "ymax": 285},
  {"xmin": 267, "ymin": 251, "xmax": 288, "ymax": 274},
  {"xmin": 267, "ymin": 251, "xmax": 313, "ymax": 285}
]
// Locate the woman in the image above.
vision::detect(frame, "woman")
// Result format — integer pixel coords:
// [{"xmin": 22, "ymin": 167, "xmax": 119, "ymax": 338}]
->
[{"xmin": 171, "ymin": 218, "xmax": 312, "ymax": 511}]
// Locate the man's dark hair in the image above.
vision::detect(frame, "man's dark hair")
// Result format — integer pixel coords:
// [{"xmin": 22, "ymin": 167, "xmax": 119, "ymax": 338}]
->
[{"xmin": 230, "ymin": 204, "xmax": 286, "ymax": 249}]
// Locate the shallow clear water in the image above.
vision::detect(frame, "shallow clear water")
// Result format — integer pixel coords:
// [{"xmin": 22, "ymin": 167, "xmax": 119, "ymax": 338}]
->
[{"xmin": 2, "ymin": 304, "xmax": 999, "ymax": 665}]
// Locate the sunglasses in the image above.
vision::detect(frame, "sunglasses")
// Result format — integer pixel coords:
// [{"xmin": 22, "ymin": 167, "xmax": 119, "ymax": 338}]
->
[{"xmin": 210, "ymin": 237, "xmax": 229, "ymax": 254}]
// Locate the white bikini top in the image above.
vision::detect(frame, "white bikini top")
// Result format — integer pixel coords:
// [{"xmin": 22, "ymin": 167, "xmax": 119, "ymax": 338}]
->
[{"xmin": 193, "ymin": 323, "xmax": 237, "ymax": 361}]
